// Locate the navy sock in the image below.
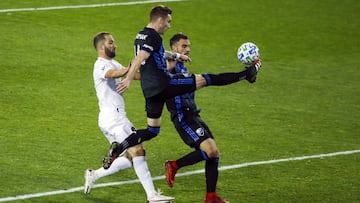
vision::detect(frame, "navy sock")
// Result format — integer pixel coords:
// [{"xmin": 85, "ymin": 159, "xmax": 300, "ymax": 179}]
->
[
  {"xmin": 114, "ymin": 126, "xmax": 159, "ymax": 155},
  {"xmin": 203, "ymin": 70, "xmax": 247, "ymax": 86},
  {"xmin": 205, "ymin": 157, "xmax": 219, "ymax": 192},
  {"xmin": 176, "ymin": 150, "xmax": 208, "ymax": 168}
]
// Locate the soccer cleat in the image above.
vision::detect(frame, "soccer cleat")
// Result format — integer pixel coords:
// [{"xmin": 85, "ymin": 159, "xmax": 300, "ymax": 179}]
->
[
  {"xmin": 246, "ymin": 59, "xmax": 261, "ymax": 83},
  {"xmin": 84, "ymin": 169, "xmax": 96, "ymax": 194},
  {"xmin": 253, "ymin": 58, "xmax": 262, "ymax": 72},
  {"xmin": 102, "ymin": 142, "xmax": 120, "ymax": 169},
  {"xmin": 165, "ymin": 160, "xmax": 179, "ymax": 188},
  {"xmin": 148, "ymin": 189, "xmax": 175, "ymax": 203},
  {"xmin": 204, "ymin": 192, "xmax": 229, "ymax": 203}
]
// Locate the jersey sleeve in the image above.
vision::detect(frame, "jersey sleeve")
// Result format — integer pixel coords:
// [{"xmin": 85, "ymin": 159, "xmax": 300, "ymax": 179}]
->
[
  {"xmin": 95, "ymin": 63, "xmax": 115, "ymax": 80},
  {"xmin": 139, "ymin": 31, "xmax": 161, "ymax": 54}
]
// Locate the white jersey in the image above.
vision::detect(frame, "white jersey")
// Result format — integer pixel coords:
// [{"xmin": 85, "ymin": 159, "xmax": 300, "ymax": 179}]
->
[{"xmin": 93, "ymin": 57, "xmax": 135, "ymax": 143}]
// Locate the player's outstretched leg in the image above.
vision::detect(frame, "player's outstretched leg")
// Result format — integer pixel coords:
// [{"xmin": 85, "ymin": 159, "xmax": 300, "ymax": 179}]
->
[
  {"xmin": 199, "ymin": 58, "xmax": 261, "ymax": 88},
  {"xmin": 102, "ymin": 142, "xmax": 120, "ymax": 169},
  {"xmin": 165, "ymin": 160, "xmax": 179, "ymax": 188},
  {"xmin": 103, "ymin": 129, "xmax": 160, "ymax": 169}
]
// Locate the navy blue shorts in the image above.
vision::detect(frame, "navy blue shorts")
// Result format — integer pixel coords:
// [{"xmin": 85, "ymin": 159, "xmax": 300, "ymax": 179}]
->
[
  {"xmin": 172, "ymin": 110, "xmax": 213, "ymax": 148},
  {"xmin": 146, "ymin": 73, "xmax": 196, "ymax": 119}
]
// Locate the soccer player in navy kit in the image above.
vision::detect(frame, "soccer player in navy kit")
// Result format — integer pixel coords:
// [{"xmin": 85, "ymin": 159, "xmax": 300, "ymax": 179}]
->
[
  {"xmin": 105, "ymin": 5, "xmax": 260, "ymax": 157},
  {"xmin": 104, "ymin": 5, "xmax": 206, "ymax": 167},
  {"xmin": 163, "ymin": 33, "xmax": 261, "ymax": 203}
]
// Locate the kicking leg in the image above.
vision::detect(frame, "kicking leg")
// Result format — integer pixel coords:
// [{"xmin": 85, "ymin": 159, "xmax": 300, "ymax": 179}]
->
[
  {"xmin": 196, "ymin": 58, "xmax": 262, "ymax": 89},
  {"xmin": 102, "ymin": 125, "xmax": 160, "ymax": 169},
  {"xmin": 84, "ymin": 155, "xmax": 132, "ymax": 194}
]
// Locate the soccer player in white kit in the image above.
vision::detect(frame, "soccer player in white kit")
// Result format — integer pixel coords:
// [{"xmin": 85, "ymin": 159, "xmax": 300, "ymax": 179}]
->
[{"xmin": 84, "ymin": 32, "xmax": 174, "ymax": 203}]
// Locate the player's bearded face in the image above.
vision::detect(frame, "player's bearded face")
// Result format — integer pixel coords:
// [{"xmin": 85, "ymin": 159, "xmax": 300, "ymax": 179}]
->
[
  {"xmin": 176, "ymin": 39, "xmax": 190, "ymax": 56},
  {"xmin": 103, "ymin": 35, "xmax": 116, "ymax": 58},
  {"xmin": 104, "ymin": 45, "xmax": 116, "ymax": 58}
]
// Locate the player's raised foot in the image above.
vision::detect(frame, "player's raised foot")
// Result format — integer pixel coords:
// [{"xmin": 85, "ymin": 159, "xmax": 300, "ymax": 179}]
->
[
  {"xmin": 204, "ymin": 192, "xmax": 229, "ymax": 203},
  {"xmin": 253, "ymin": 58, "xmax": 262, "ymax": 72},
  {"xmin": 102, "ymin": 142, "xmax": 120, "ymax": 169},
  {"xmin": 148, "ymin": 189, "xmax": 175, "ymax": 203},
  {"xmin": 165, "ymin": 160, "xmax": 179, "ymax": 188},
  {"xmin": 245, "ymin": 58, "xmax": 262, "ymax": 83},
  {"xmin": 84, "ymin": 169, "xmax": 97, "ymax": 194}
]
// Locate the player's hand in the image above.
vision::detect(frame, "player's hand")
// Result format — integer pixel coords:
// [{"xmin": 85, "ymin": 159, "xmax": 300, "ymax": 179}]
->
[
  {"xmin": 178, "ymin": 54, "xmax": 192, "ymax": 64},
  {"xmin": 117, "ymin": 77, "xmax": 131, "ymax": 93},
  {"xmin": 167, "ymin": 60, "xmax": 177, "ymax": 72}
]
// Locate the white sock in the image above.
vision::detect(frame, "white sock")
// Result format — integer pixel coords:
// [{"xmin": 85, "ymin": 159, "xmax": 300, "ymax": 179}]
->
[
  {"xmin": 94, "ymin": 156, "xmax": 132, "ymax": 180},
  {"xmin": 133, "ymin": 156, "xmax": 156, "ymax": 199}
]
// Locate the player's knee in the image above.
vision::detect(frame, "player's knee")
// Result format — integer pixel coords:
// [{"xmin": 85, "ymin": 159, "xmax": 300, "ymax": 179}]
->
[
  {"xmin": 205, "ymin": 148, "xmax": 219, "ymax": 159},
  {"xmin": 200, "ymin": 138, "xmax": 220, "ymax": 158},
  {"xmin": 127, "ymin": 144, "xmax": 146, "ymax": 157},
  {"xmin": 124, "ymin": 151, "xmax": 133, "ymax": 161}
]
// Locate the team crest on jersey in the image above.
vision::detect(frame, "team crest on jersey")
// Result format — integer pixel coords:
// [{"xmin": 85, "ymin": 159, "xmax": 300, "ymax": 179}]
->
[{"xmin": 196, "ymin": 128, "xmax": 204, "ymax": 136}]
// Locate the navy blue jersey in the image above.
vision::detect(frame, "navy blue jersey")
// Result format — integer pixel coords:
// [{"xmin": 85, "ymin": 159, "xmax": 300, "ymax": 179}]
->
[
  {"xmin": 134, "ymin": 27, "xmax": 170, "ymax": 98},
  {"xmin": 166, "ymin": 62, "xmax": 199, "ymax": 121}
]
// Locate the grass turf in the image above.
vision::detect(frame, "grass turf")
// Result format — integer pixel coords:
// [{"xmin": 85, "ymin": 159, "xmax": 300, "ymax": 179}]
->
[{"xmin": 0, "ymin": 0, "xmax": 359, "ymax": 202}]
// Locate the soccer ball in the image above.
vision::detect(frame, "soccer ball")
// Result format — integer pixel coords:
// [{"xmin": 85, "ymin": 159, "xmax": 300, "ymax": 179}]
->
[{"xmin": 237, "ymin": 42, "xmax": 260, "ymax": 65}]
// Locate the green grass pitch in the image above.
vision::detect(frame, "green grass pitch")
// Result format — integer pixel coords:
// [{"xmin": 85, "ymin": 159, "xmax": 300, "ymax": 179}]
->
[{"xmin": 0, "ymin": 0, "xmax": 359, "ymax": 202}]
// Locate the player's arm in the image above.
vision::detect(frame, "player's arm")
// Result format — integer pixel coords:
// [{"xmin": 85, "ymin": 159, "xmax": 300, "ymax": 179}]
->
[
  {"xmin": 117, "ymin": 50, "xmax": 149, "ymax": 93},
  {"xmin": 125, "ymin": 59, "xmax": 141, "ymax": 80},
  {"xmin": 166, "ymin": 59, "xmax": 177, "ymax": 72},
  {"xmin": 104, "ymin": 68, "xmax": 129, "ymax": 79},
  {"xmin": 133, "ymin": 71, "xmax": 141, "ymax": 80},
  {"xmin": 164, "ymin": 50, "xmax": 192, "ymax": 64},
  {"xmin": 164, "ymin": 50, "xmax": 179, "ymax": 60},
  {"xmin": 130, "ymin": 60, "xmax": 141, "ymax": 80}
]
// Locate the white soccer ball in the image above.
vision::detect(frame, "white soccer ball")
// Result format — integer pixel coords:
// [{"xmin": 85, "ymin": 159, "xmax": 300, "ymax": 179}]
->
[{"xmin": 237, "ymin": 42, "xmax": 260, "ymax": 65}]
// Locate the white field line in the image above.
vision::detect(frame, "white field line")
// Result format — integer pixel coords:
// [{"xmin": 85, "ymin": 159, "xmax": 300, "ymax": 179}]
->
[
  {"xmin": 0, "ymin": 149, "xmax": 359, "ymax": 202},
  {"xmin": 0, "ymin": 0, "xmax": 186, "ymax": 13}
]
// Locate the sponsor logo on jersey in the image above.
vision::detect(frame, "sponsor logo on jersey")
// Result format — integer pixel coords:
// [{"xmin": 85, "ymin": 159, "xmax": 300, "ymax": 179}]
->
[{"xmin": 136, "ymin": 33, "xmax": 148, "ymax": 40}]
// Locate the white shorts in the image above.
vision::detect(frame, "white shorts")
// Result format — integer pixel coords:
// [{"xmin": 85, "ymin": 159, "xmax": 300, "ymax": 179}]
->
[{"xmin": 98, "ymin": 113, "xmax": 136, "ymax": 144}]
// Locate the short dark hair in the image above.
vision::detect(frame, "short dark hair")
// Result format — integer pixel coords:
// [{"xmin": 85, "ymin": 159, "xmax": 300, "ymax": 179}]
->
[
  {"xmin": 150, "ymin": 5, "xmax": 172, "ymax": 22},
  {"xmin": 170, "ymin": 33, "xmax": 189, "ymax": 48},
  {"xmin": 93, "ymin": 32, "xmax": 110, "ymax": 50}
]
